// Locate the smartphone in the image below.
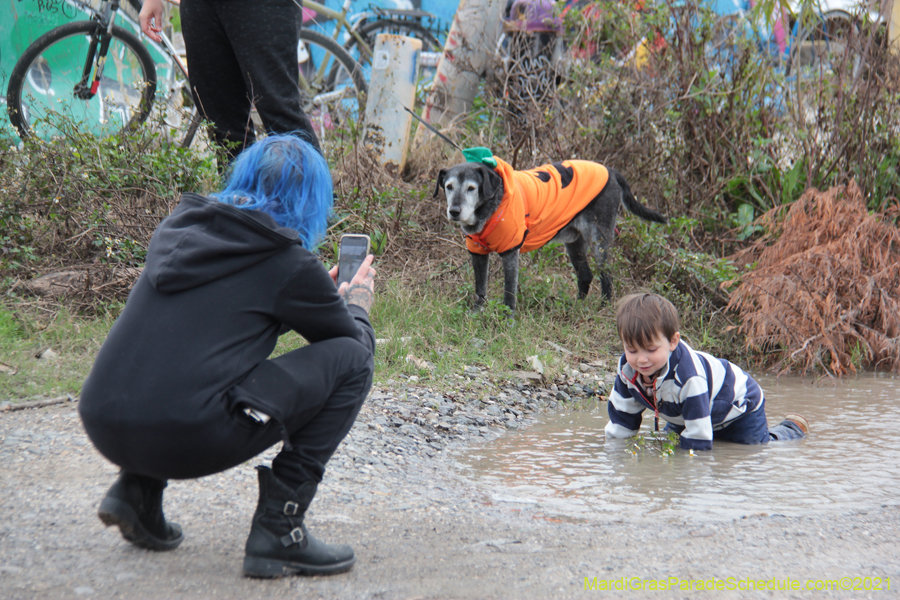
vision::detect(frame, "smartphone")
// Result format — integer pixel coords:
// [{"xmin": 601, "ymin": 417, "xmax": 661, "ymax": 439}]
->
[{"xmin": 336, "ymin": 234, "xmax": 371, "ymax": 287}]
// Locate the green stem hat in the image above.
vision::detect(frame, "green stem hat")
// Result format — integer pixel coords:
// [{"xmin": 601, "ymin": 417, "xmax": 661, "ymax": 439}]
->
[{"xmin": 462, "ymin": 147, "xmax": 497, "ymax": 168}]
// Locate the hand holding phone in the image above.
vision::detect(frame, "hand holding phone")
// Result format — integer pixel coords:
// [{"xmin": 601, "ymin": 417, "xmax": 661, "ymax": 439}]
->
[{"xmin": 336, "ymin": 234, "xmax": 371, "ymax": 288}]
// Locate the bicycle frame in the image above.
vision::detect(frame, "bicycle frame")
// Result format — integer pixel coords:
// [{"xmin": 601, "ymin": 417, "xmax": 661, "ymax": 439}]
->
[
  {"xmin": 299, "ymin": 0, "xmax": 373, "ymax": 54},
  {"xmin": 73, "ymin": 0, "xmax": 122, "ymax": 100},
  {"xmin": 69, "ymin": 0, "xmax": 190, "ymax": 100},
  {"xmin": 290, "ymin": 0, "xmax": 373, "ymax": 97}
]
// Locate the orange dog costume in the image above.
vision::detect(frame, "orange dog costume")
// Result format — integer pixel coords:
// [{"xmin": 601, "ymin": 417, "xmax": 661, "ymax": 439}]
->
[{"xmin": 465, "ymin": 156, "xmax": 610, "ymax": 255}]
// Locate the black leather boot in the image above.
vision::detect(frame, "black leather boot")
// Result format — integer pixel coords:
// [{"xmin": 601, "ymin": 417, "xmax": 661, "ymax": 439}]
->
[
  {"xmin": 243, "ymin": 466, "xmax": 355, "ymax": 578},
  {"xmin": 97, "ymin": 471, "xmax": 184, "ymax": 551}
]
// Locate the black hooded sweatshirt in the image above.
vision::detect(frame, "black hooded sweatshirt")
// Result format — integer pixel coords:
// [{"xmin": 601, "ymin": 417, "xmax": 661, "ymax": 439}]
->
[{"xmin": 78, "ymin": 193, "xmax": 374, "ymax": 473}]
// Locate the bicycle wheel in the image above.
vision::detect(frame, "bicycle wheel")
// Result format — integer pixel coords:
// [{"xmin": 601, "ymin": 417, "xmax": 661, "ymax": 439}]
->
[
  {"xmin": 7, "ymin": 20, "xmax": 156, "ymax": 141},
  {"xmin": 786, "ymin": 12, "xmax": 861, "ymax": 119},
  {"xmin": 297, "ymin": 28, "xmax": 367, "ymax": 143},
  {"xmin": 343, "ymin": 19, "xmax": 442, "ymax": 67}
]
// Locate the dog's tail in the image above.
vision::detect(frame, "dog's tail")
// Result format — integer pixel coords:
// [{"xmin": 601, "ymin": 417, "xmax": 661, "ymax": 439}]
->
[{"xmin": 614, "ymin": 169, "xmax": 667, "ymax": 224}]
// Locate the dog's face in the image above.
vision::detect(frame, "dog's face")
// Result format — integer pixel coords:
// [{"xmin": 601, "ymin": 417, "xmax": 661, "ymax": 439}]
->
[{"xmin": 434, "ymin": 163, "xmax": 504, "ymax": 234}]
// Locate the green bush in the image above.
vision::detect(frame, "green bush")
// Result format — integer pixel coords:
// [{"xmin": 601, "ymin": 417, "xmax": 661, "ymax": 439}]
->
[{"xmin": 0, "ymin": 110, "xmax": 218, "ymax": 281}]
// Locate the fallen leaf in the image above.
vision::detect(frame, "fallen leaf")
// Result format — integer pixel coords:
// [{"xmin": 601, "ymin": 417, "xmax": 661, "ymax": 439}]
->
[{"xmin": 405, "ymin": 354, "xmax": 433, "ymax": 370}]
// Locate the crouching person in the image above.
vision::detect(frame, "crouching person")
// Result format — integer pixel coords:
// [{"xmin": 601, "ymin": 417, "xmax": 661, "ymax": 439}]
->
[{"xmin": 78, "ymin": 134, "xmax": 376, "ymax": 578}]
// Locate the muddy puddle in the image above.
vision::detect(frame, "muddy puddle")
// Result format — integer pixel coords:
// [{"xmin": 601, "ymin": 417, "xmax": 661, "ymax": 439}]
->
[{"xmin": 456, "ymin": 374, "xmax": 900, "ymax": 523}]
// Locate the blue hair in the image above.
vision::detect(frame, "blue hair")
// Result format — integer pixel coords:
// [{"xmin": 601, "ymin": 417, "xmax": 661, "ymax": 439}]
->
[{"xmin": 212, "ymin": 134, "xmax": 333, "ymax": 249}]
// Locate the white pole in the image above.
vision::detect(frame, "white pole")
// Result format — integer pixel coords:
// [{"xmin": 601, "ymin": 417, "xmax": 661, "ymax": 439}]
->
[
  {"xmin": 363, "ymin": 34, "xmax": 423, "ymax": 175},
  {"xmin": 890, "ymin": 0, "xmax": 900, "ymax": 54},
  {"xmin": 412, "ymin": 0, "xmax": 506, "ymax": 148}
]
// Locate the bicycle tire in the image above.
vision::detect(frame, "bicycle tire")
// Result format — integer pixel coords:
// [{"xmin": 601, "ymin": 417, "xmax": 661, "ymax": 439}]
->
[
  {"xmin": 297, "ymin": 28, "xmax": 368, "ymax": 141},
  {"xmin": 343, "ymin": 19, "xmax": 442, "ymax": 67},
  {"xmin": 7, "ymin": 20, "xmax": 157, "ymax": 141}
]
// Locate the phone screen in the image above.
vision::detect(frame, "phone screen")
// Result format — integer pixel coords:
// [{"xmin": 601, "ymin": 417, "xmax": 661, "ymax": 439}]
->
[{"xmin": 337, "ymin": 235, "xmax": 370, "ymax": 287}]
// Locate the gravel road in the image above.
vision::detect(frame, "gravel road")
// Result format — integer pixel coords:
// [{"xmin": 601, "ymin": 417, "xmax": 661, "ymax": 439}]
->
[{"xmin": 2, "ymin": 370, "xmax": 898, "ymax": 599}]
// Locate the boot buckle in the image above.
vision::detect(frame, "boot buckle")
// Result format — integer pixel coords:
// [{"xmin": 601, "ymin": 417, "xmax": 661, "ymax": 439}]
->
[
  {"xmin": 280, "ymin": 527, "xmax": 305, "ymax": 547},
  {"xmin": 289, "ymin": 527, "xmax": 304, "ymax": 543},
  {"xmin": 284, "ymin": 501, "xmax": 300, "ymax": 515}
]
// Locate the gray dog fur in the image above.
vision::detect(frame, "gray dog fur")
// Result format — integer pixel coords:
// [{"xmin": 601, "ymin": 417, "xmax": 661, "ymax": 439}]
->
[{"xmin": 434, "ymin": 161, "xmax": 667, "ymax": 312}]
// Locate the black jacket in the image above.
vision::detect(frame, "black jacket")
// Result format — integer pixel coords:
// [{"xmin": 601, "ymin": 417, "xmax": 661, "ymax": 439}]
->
[{"xmin": 79, "ymin": 193, "xmax": 375, "ymax": 431}]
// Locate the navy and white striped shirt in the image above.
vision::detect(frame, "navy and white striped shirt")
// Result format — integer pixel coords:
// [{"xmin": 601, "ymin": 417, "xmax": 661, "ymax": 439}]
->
[{"xmin": 605, "ymin": 340, "xmax": 764, "ymax": 450}]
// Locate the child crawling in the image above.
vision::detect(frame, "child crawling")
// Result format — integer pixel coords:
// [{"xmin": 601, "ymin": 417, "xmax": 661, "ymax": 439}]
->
[{"xmin": 605, "ymin": 293, "xmax": 808, "ymax": 450}]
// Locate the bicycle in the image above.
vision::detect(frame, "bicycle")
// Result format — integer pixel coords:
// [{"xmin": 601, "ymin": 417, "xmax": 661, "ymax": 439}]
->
[
  {"xmin": 337, "ymin": 4, "xmax": 444, "ymax": 68},
  {"xmin": 297, "ymin": 0, "xmax": 445, "ymax": 90},
  {"xmin": 6, "ymin": 0, "xmax": 200, "ymax": 146},
  {"xmin": 6, "ymin": 0, "xmax": 368, "ymax": 149}
]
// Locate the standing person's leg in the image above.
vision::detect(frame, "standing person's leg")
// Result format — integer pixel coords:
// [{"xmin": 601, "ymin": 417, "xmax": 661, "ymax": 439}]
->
[
  {"xmin": 229, "ymin": 336, "xmax": 374, "ymax": 577},
  {"xmin": 180, "ymin": 0, "xmax": 257, "ymax": 157},
  {"xmin": 214, "ymin": 0, "xmax": 322, "ymax": 153}
]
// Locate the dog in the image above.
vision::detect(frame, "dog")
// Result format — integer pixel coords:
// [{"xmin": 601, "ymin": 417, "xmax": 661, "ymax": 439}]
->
[{"xmin": 434, "ymin": 156, "xmax": 667, "ymax": 312}]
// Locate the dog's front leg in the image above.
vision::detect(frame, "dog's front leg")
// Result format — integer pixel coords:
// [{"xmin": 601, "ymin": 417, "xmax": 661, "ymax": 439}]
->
[
  {"xmin": 499, "ymin": 248, "xmax": 520, "ymax": 313},
  {"xmin": 470, "ymin": 252, "xmax": 489, "ymax": 312}
]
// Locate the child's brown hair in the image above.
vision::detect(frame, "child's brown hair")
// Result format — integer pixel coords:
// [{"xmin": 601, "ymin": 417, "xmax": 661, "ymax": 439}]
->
[{"xmin": 616, "ymin": 293, "xmax": 680, "ymax": 349}]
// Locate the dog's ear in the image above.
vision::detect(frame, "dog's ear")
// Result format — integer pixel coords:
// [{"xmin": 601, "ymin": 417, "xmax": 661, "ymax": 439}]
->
[
  {"xmin": 479, "ymin": 165, "xmax": 503, "ymax": 201},
  {"xmin": 433, "ymin": 169, "xmax": 448, "ymax": 198}
]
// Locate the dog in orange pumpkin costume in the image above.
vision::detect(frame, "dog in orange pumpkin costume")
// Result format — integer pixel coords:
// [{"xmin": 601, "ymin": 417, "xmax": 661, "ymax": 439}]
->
[{"xmin": 434, "ymin": 150, "xmax": 667, "ymax": 312}]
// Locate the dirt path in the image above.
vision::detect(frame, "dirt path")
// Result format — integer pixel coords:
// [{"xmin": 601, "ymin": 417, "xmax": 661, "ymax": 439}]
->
[{"xmin": 2, "ymin": 398, "xmax": 898, "ymax": 600}]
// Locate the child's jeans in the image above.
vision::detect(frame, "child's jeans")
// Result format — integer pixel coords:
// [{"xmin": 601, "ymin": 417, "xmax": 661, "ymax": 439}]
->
[{"xmin": 664, "ymin": 399, "xmax": 806, "ymax": 445}]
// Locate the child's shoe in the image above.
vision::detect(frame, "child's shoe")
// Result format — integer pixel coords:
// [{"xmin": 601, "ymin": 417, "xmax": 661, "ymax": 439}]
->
[{"xmin": 784, "ymin": 413, "xmax": 809, "ymax": 435}]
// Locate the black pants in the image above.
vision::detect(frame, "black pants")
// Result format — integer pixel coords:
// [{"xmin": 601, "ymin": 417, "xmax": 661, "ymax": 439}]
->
[
  {"xmin": 85, "ymin": 337, "xmax": 373, "ymax": 487},
  {"xmin": 179, "ymin": 0, "xmax": 321, "ymax": 157},
  {"xmin": 233, "ymin": 337, "xmax": 374, "ymax": 486}
]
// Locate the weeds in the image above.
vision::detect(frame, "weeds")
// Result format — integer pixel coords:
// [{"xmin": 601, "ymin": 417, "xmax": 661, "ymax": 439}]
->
[
  {"xmin": 727, "ymin": 180, "xmax": 900, "ymax": 375},
  {"xmin": 2, "ymin": 0, "xmax": 895, "ymax": 386},
  {"xmin": 0, "ymin": 107, "xmax": 218, "ymax": 307},
  {"xmin": 626, "ymin": 430, "xmax": 681, "ymax": 457}
]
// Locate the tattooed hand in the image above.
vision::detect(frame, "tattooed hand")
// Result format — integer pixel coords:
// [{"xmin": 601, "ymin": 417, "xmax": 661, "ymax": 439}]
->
[{"xmin": 329, "ymin": 254, "xmax": 376, "ymax": 313}]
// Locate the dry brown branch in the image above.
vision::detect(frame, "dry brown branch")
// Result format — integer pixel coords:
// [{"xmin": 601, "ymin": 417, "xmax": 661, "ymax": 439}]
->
[
  {"xmin": 484, "ymin": 29, "xmax": 565, "ymax": 158},
  {"xmin": 727, "ymin": 180, "xmax": 900, "ymax": 375}
]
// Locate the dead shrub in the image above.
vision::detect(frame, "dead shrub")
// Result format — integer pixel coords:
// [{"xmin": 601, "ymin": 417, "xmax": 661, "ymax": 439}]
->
[
  {"xmin": 0, "ymin": 128, "xmax": 218, "ymax": 309},
  {"xmin": 726, "ymin": 180, "xmax": 900, "ymax": 376},
  {"xmin": 328, "ymin": 144, "xmax": 471, "ymax": 291}
]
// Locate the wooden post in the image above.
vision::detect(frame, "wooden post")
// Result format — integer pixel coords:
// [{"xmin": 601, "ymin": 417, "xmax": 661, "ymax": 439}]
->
[
  {"xmin": 891, "ymin": 0, "xmax": 900, "ymax": 54},
  {"xmin": 362, "ymin": 34, "xmax": 423, "ymax": 176}
]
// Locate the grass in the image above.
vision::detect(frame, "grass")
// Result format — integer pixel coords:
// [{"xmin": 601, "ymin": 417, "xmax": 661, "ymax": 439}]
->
[
  {"xmin": 0, "ymin": 253, "xmax": 627, "ymax": 404},
  {"xmin": 0, "ymin": 237, "xmax": 743, "ymax": 404},
  {"xmin": 268, "ymin": 254, "xmax": 625, "ymax": 393},
  {"xmin": 0, "ymin": 304, "xmax": 119, "ymax": 401}
]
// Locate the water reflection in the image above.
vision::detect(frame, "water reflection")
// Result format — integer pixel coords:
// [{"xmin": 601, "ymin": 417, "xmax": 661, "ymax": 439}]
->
[{"xmin": 456, "ymin": 374, "xmax": 900, "ymax": 522}]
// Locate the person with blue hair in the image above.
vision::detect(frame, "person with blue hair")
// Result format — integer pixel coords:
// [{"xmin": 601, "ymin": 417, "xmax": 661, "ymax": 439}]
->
[{"xmin": 78, "ymin": 135, "xmax": 376, "ymax": 578}]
